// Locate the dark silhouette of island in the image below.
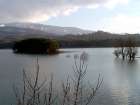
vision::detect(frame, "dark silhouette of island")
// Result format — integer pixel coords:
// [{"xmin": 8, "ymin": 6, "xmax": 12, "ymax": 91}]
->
[{"xmin": 13, "ymin": 38, "xmax": 59, "ymax": 54}]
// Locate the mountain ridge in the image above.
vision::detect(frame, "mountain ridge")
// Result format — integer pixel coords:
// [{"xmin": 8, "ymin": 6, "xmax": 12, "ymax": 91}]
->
[
  {"xmin": 0, "ymin": 22, "xmax": 140, "ymax": 49},
  {"xmin": 2, "ymin": 22, "xmax": 93, "ymax": 35}
]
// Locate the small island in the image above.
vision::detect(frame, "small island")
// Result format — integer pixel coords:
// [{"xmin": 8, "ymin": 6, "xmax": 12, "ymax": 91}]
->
[{"xmin": 13, "ymin": 38, "xmax": 59, "ymax": 54}]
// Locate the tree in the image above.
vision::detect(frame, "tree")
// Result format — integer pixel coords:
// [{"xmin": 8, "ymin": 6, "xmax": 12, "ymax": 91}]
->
[
  {"xmin": 48, "ymin": 40, "xmax": 59, "ymax": 54},
  {"xmin": 125, "ymin": 38, "xmax": 137, "ymax": 61},
  {"xmin": 113, "ymin": 38, "xmax": 137, "ymax": 61},
  {"xmin": 13, "ymin": 53, "xmax": 103, "ymax": 105},
  {"xmin": 13, "ymin": 58, "xmax": 57, "ymax": 105},
  {"xmin": 13, "ymin": 38, "xmax": 59, "ymax": 54}
]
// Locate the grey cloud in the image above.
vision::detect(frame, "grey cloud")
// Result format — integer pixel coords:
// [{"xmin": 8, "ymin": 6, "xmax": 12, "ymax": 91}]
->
[{"xmin": 0, "ymin": 0, "xmax": 128, "ymax": 23}]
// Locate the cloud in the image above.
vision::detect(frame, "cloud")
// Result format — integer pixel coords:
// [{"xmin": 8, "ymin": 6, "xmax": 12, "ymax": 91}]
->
[
  {"xmin": 0, "ymin": 0, "xmax": 129, "ymax": 23},
  {"xmin": 104, "ymin": 0, "xmax": 129, "ymax": 9},
  {"xmin": 102, "ymin": 14, "xmax": 140, "ymax": 33}
]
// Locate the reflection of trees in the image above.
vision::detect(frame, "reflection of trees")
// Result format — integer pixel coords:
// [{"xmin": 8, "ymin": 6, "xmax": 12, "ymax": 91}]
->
[{"xmin": 114, "ymin": 38, "xmax": 137, "ymax": 61}]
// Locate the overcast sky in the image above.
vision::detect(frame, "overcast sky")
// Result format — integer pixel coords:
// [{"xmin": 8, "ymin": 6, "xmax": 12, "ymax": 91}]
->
[{"xmin": 1, "ymin": 0, "xmax": 140, "ymax": 33}]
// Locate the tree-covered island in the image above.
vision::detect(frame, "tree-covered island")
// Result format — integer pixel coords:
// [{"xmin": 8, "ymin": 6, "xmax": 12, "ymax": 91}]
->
[{"xmin": 13, "ymin": 38, "xmax": 59, "ymax": 54}]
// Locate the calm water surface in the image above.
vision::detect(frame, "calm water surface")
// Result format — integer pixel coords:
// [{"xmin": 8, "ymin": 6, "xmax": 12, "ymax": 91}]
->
[{"xmin": 1, "ymin": 48, "xmax": 140, "ymax": 105}]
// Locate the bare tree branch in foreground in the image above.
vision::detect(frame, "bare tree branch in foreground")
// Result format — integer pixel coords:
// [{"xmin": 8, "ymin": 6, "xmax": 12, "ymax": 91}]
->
[{"xmin": 14, "ymin": 53, "xmax": 103, "ymax": 105}]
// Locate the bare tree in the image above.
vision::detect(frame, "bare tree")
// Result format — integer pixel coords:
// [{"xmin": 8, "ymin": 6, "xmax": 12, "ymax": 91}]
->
[
  {"xmin": 13, "ymin": 58, "xmax": 56, "ymax": 105},
  {"xmin": 61, "ymin": 52, "xmax": 103, "ymax": 105},
  {"xmin": 14, "ymin": 53, "xmax": 103, "ymax": 105},
  {"xmin": 114, "ymin": 38, "xmax": 138, "ymax": 61},
  {"xmin": 114, "ymin": 39, "xmax": 126, "ymax": 60},
  {"xmin": 125, "ymin": 38, "xmax": 137, "ymax": 61},
  {"xmin": 61, "ymin": 77, "xmax": 71, "ymax": 105}
]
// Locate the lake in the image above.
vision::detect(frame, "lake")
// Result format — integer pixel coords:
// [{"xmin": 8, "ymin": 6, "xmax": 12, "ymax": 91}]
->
[{"xmin": 1, "ymin": 48, "xmax": 140, "ymax": 105}]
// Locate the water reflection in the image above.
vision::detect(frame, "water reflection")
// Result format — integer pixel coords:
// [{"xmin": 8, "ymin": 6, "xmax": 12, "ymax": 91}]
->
[
  {"xmin": 114, "ymin": 58, "xmax": 138, "ymax": 67},
  {"xmin": 114, "ymin": 58, "xmax": 139, "ymax": 80},
  {"xmin": 109, "ymin": 58, "xmax": 140, "ymax": 105}
]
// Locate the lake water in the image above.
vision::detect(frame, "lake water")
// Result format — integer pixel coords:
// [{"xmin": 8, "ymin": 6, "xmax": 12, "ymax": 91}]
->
[{"xmin": 1, "ymin": 48, "xmax": 140, "ymax": 105}]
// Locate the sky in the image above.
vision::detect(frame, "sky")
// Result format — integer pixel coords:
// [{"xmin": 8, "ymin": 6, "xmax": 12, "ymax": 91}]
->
[{"xmin": 0, "ymin": 0, "xmax": 140, "ymax": 33}]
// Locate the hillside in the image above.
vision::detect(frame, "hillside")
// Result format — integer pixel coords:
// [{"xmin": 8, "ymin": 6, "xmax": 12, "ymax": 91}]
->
[
  {"xmin": 0, "ymin": 23, "xmax": 140, "ymax": 48},
  {"xmin": 4, "ymin": 22, "xmax": 93, "ymax": 35}
]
